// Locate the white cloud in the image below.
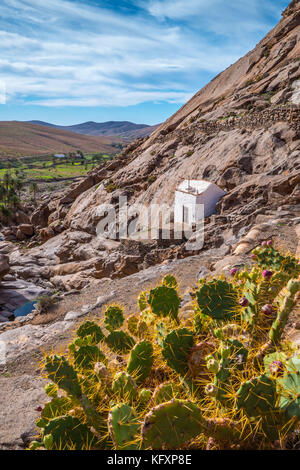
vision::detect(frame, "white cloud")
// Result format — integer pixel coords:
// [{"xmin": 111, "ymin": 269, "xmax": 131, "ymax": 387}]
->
[{"xmin": 0, "ymin": 0, "xmax": 287, "ymax": 107}]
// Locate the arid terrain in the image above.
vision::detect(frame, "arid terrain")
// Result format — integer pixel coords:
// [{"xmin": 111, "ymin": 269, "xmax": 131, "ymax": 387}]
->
[{"xmin": 0, "ymin": 0, "xmax": 300, "ymax": 450}]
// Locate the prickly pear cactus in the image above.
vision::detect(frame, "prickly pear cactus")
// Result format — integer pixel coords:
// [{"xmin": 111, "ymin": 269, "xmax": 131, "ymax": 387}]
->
[
  {"xmin": 148, "ymin": 285, "xmax": 181, "ymax": 321},
  {"xmin": 76, "ymin": 321, "xmax": 105, "ymax": 344},
  {"xmin": 252, "ymin": 246, "xmax": 300, "ymax": 276},
  {"xmin": 152, "ymin": 382, "xmax": 178, "ymax": 404},
  {"xmin": 41, "ymin": 415, "xmax": 97, "ymax": 450},
  {"xmin": 162, "ymin": 275, "xmax": 178, "ymax": 288},
  {"xmin": 236, "ymin": 374, "xmax": 277, "ymax": 417},
  {"xmin": 37, "ymin": 397, "xmax": 73, "ymax": 428},
  {"xmin": 112, "ymin": 372, "xmax": 138, "ymax": 402},
  {"xmin": 105, "ymin": 330, "xmax": 135, "ymax": 354},
  {"xmin": 142, "ymin": 399, "xmax": 203, "ymax": 449},
  {"xmin": 70, "ymin": 344, "xmax": 107, "ymax": 370},
  {"xmin": 269, "ymin": 280, "xmax": 300, "ymax": 344},
  {"xmin": 45, "ymin": 355, "xmax": 82, "ymax": 399},
  {"xmin": 104, "ymin": 305, "xmax": 125, "ymax": 332},
  {"xmin": 277, "ymin": 356, "xmax": 300, "ymax": 420},
  {"xmin": 108, "ymin": 403, "xmax": 140, "ymax": 450},
  {"xmin": 196, "ymin": 280, "xmax": 238, "ymax": 321},
  {"xmin": 127, "ymin": 340, "xmax": 154, "ymax": 383},
  {"xmin": 162, "ymin": 328, "xmax": 194, "ymax": 376}
]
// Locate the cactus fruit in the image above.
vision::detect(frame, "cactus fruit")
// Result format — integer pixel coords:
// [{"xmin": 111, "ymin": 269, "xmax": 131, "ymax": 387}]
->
[
  {"xmin": 108, "ymin": 403, "xmax": 140, "ymax": 450},
  {"xmin": 76, "ymin": 321, "xmax": 105, "ymax": 345},
  {"xmin": 45, "ymin": 355, "xmax": 82, "ymax": 399},
  {"xmin": 196, "ymin": 280, "xmax": 238, "ymax": 321},
  {"xmin": 112, "ymin": 372, "xmax": 138, "ymax": 402},
  {"xmin": 162, "ymin": 328, "xmax": 194, "ymax": 376},
  {"xmin": 236, "ymin": 374, "xmax": 277, "ymax": 417},
  {"xmin": 261, "ymin": 304, "xmax": 274, "ymax": 316},
  {"xmin": 148, "ymin": 285, "xmax": 181, "ymax": 321},
  {"xmin": 142, "ymin": 399, "xmax": 203, "ymax": 449},
  {"xmin": 152, "ymin": 382, "xmax": 178, "ymax": 404},
  {"xmin": 262, "ymin": 270, "xmax": 273, "ymax": 279},
  {"xmin": 229, "ymin": 268, "xmax": 239, "ymax": 276},
  {"xmin": 239, "ymin": 297, "xmax": 249, "ymax": 307},
  {"xmin": 105, "ymin": 331, "xmax": 135, "ymax": 354},
  {"xmin": 269, "ymin": 361, "xmax": 285, "ymax": 378},
  {"xmin": 42, "ymin": 415, "xmax": 96, "ymax": 450},
  {"xmin": 127, "ymin": 340, "xmax": 154, "ymax": 383},
  {"xmin": 188, "ymin": 341, "xmax": 215, "ymax": 378}
]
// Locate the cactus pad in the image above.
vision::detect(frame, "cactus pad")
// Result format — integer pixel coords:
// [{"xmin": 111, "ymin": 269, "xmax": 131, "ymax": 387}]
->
[
  {"xmin": 196, "ymin": 280, "xmax": 238, "ymax": 321},
  {"xmin": 278, "ymin": 356, "xmax": 300, "ymax": 419},
  {"xmin": 72, "ymin": 345, "xmax": 107, "ymax": 370},
  {"xmin": 236, "ymin": 374, "xmax": 277, "ymax": 417},
  {"xmin": 45, "ymin": 355, "xmax": 82, "ymax": 399},
  {"xmin": 162, "ymin": 275, "xmax": 178, "ymax": 288},
  {"xmin": 127, "ymin": 340, "xmax": 154, "ymax": 383},
  {"xmin": 162, "ymin": 328, "xmax": 194, "ymax": 376},
  {"xmin": 105, "ymin": 331, "xmax": 135, "ymax": 354},
  {"xmin": 108, "ymin": 403, "xmax": 140, "ymax": 450},
  {"xmin": 112, "ymin": 372, "xmax": 138, "ymax": 402},
  {"xmin": 148, "ymin": 285, "xmax": 181, "ymax": 321},
  {"xmin": 76, "ymin": 321, "xmax": 105, "ymax": 345},
  {"xmin": 43, "ymin": 415, "xmax": 96, "ymax": 450},
  {"xmin": 104, "ymin": 306, "xmax": 125, "ymax": 332},
  {"xmin": 142, "ymin": 399, "xmax": 203, "ymax": 449},
  {"xmin": 152, "ymin": 382, "xmax": 178, "ymax": 404}
]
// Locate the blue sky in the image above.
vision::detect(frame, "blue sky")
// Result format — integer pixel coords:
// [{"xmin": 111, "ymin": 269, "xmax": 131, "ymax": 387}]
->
[{"xmin": 0, "ymin": 0, "xmax": 290, "ymax": 125}]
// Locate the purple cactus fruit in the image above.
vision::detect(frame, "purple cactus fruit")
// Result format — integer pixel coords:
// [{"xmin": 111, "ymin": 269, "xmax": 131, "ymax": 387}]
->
[
  {"xmin": 250, "ymin": 254, "xmax": 256, "ymax": 260},
  {"xmin": 267, "ymin": 240, "xmax": 273, "ymax": 246},
  {"xmin": 261, "ymin": 241, "xmax": 268, "ymax": 247},
  {"xmin": 35, "ymin": 406, "xmax": 43, "ymax": 412},
  {"xmin": 262, "ymin": 270, "xmax": 273, "ymax": 279},
  {"xmin": 239, "ymin": 297, "xmax": 249, "ymax": 307},
  {"xmin": 262, "ymin": 304, "xmax": 273, "ymax": 315},
  {"xmin": 229, "ymin": 268, "xmax": 238, "ymax": 276},
  {"xmin": 269, "ymin": 361, "xmax": 285, "ymax": 377}
]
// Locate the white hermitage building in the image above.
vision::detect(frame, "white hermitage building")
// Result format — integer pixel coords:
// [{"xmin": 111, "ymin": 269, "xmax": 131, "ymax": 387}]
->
[{"xmin": 174, "ymin": 180, "xmax": 226, "ymax": 225}]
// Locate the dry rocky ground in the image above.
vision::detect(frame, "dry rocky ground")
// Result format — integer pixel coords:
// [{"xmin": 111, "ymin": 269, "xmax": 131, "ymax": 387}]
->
[{"xmin": 0, "ymin": 0, "xmax": 300, "ymax": 450}]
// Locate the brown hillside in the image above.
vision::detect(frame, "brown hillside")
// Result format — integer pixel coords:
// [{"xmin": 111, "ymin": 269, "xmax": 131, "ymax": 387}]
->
[{"xmin": 0, "ymin": 121, "xmax": 122, "ymax": 157}]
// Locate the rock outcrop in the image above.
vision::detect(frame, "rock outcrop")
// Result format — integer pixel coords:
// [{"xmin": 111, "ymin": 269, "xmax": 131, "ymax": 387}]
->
[{"xmin": 0, "ymin": 255, "xmax": 9, "ymax": 284}]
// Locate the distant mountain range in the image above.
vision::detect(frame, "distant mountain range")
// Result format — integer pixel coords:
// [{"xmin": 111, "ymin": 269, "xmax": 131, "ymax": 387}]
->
[
  {"xmin": 27, "ymin": 120, "xmax": 160, "ymax": 139},
  {"xmin": 0, "ymin": 121, "xmax": 122, "ymax": 158}
]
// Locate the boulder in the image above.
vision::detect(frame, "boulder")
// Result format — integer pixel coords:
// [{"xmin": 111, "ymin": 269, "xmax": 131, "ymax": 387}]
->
[{"xmin": 18, "ymin": 224, "xmax": 34, "ymax": 237}]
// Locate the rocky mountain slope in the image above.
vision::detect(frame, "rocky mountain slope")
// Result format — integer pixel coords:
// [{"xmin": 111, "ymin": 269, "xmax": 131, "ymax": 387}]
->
[
  {"xmin": 1, "ymin": 0, "xmax": 300, "ymax": 293},
  {"xmin": 27, "ymin": 120, "xmax": 160, "ymax": 140},
  {"xmin": 0, "ymin": 122, "xmax": 121, "ymax": 157}
]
